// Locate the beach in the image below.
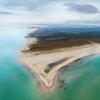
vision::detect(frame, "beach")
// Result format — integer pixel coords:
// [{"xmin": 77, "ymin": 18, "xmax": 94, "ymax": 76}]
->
[{"xmin": 19, "ymin": 41, "xmax": 100, "ymax": 92}]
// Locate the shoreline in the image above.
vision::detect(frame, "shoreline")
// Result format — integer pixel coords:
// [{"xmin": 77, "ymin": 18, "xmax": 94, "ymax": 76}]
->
[
  {"xmin": 19, "ymin": 54, "xmax": 59, "ymax": 92},
  {"xmin": 19, "ymin": 42, "xmax": 100, "ymax": 92}
]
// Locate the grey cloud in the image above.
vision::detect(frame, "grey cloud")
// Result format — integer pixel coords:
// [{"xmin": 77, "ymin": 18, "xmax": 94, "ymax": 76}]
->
[
  {"xmin": 0, "ymin": 0, "xmax": 67, "ymax": 11},
  {"xmin": 1, "ymin": 0, "xmax": 100, "ymax": 15},
  {"xmin": 0, "ymin": 11, "xmax": 14, "ymax": 15},
  {"xmin": 67, "ymin": 3, "xmax": 99, "ymax": 14},
  {"xmin": 2, "ymin": 0, "xmax": 56, "ymax": 10},
  {"xmin": 1, "ymin": 0, "xmax": 100, "ymax": 11}
]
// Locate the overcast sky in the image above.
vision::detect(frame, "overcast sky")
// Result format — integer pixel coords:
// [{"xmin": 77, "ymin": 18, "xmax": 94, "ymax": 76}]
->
[{"xmin": 0, "ymin": 0, "xmax": 100, "ymax": 24}]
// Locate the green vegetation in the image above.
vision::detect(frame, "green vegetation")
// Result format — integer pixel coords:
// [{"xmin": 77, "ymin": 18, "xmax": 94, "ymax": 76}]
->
[{"xmin": 24, "ymin": 38, "xmax": 100, "ymax": 53}]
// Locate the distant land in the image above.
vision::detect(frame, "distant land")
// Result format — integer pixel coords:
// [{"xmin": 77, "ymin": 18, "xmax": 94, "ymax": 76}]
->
[{"xmin": 25, "ymin": 25, "xmax": 100, "ymax": 52}]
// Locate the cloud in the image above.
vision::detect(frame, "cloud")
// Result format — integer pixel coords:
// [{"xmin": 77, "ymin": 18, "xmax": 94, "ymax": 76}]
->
[
  {"xmin": 67, "ymin": 3, "xmax": 99, "ymax": 14},
  {"xmin": 1, "ymin": 0, "xmax": 57, "ymax": 10},
  {"xmin": 0, "ymin": 0, "xmax": 100, "ymax": 24},
  {"xmin": 0, "ymin": 11, "xmax": 14, "ymax": 15}
]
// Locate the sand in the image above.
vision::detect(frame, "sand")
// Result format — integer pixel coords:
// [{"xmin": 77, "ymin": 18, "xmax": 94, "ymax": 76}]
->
[{"xmin": 19, "ymin": 42, "xmax": 100, "ymax": 92}]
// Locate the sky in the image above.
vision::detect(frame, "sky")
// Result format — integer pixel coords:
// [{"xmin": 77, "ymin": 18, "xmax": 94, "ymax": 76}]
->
[{"xmin": 0, "ymin": 0, "xmax": 100, "ymax": 25}]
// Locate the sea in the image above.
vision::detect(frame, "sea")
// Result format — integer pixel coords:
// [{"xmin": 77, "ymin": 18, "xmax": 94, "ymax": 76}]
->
[{"xmin": 0, "ymin": 24, "xmax": 100, "ymax": 100}]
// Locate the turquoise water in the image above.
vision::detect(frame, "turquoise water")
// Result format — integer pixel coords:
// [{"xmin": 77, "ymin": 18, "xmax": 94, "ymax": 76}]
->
[{"xmin": 0, "ymin": 25, "xmax": 100, "ymax": 100}]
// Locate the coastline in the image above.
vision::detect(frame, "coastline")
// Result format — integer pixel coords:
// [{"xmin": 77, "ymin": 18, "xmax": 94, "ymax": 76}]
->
[
  {"xmin": 19, "ymin": 42, "xmax": 100, "ymax": 92},
  {"xmin": 19, "ymin": 54, "xmax": 59, "ymax": 92}
]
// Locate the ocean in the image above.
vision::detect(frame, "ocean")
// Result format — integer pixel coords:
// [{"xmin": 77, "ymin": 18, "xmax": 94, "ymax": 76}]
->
[{"xmin": 0, "ymin": 24, "xmax": 100, "ymax": 100}]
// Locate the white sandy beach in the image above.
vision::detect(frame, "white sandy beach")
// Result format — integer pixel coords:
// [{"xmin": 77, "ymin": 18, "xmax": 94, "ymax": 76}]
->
[{"xmin": 19, "ymin": 42, "xmax": 100, "ymax": 91}]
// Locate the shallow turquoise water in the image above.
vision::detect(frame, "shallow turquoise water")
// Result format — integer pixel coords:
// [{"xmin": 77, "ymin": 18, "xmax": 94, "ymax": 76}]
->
[{"xmin": 0, "ymin": 25, "xmax": 100, "ymax": 100}]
